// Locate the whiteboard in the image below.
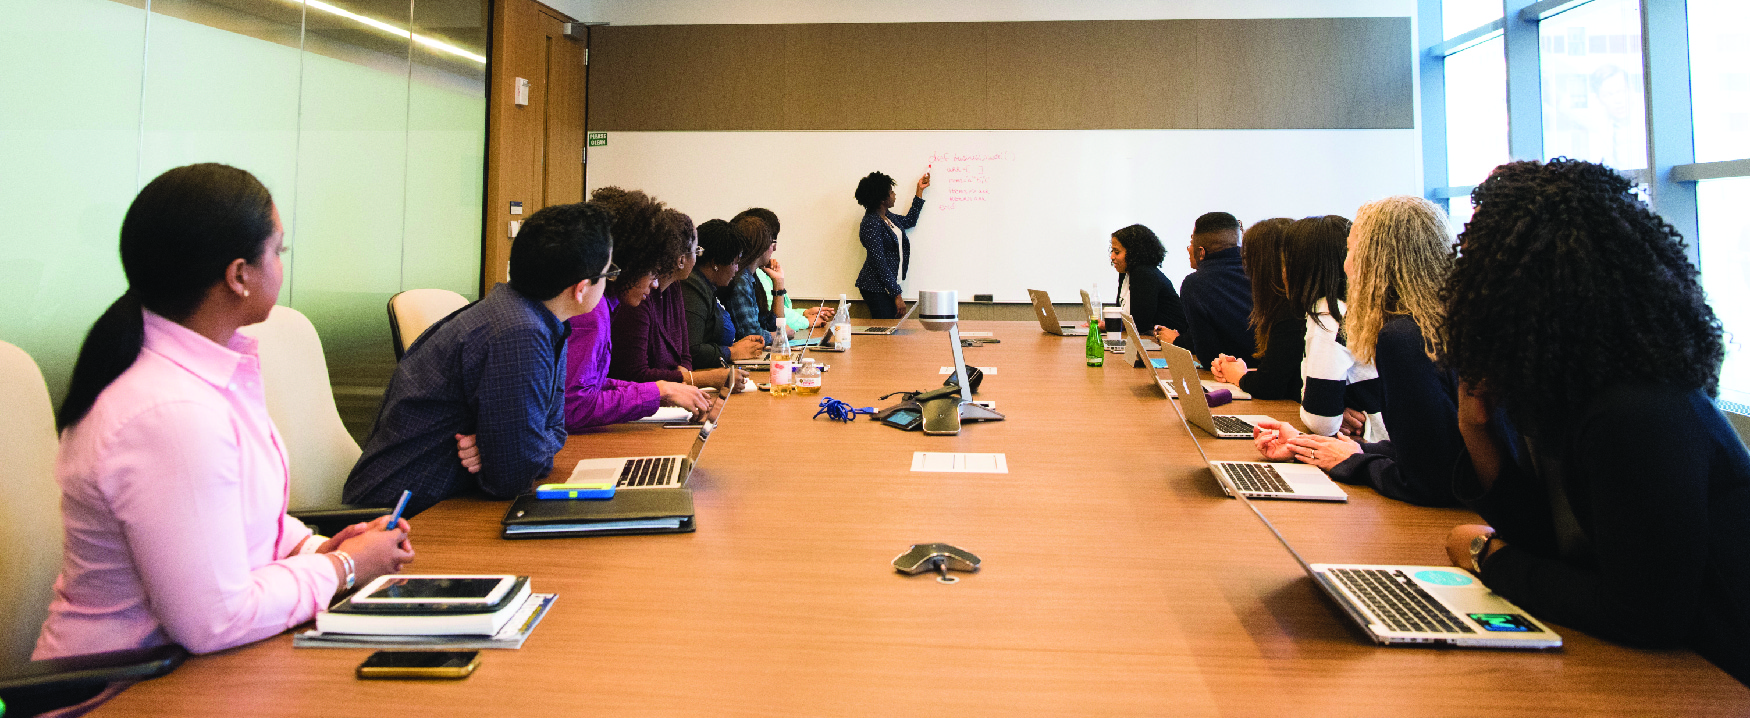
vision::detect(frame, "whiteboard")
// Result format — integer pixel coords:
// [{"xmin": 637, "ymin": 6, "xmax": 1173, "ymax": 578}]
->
[{"xmin": 585, "ymin": 130, "xmax": 1420, "ymax": 303}]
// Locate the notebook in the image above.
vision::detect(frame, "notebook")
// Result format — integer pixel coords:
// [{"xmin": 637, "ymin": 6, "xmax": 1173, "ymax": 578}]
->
[{"xmin": 1026, "ymin": 289, "xmax": 1088, "ymax": 336}]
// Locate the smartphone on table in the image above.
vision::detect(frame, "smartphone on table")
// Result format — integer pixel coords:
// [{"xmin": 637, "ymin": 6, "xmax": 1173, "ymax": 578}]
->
[{"xmin": 357, "ymin": 651, "xmax": 480, "ymax": 680}]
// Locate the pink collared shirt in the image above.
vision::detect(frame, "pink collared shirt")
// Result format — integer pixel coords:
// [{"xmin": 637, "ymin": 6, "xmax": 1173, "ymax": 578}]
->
[{"xmin": 34, "ymin": 310, "xmax": 338, "ymax": 658}]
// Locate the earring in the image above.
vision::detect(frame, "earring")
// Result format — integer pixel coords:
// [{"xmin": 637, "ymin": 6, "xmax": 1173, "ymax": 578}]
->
[{"xmin": 242, "ymin": 289, "xmax": 250, "ymax": 298}]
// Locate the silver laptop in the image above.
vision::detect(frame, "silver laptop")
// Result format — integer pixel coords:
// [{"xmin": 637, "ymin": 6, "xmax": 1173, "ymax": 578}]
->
[
  {"xmin": 1121, "ymin": 316, "xmax": 1242, "ymax": 399},
  {"xmin": 738, "ymin": 298, "xmax": 837, "ymax": 363},
  {"xmin": 1201, "ymin": 458, "xmax": 1560, "ymax": 648},
  {"xmin": 853, "ymin": 300, "xmax": 917, "ymax": 334},
  {"xmin": 1144, "ymin": 321, "xmax": 1346, "ymax": 502},
  {"xmin": 1026, "ymin": 289, "xmax": 1088, "ymax": 336},
  {"xmin": 1157, "ymin": 341, "xmax": 1277, "ymax": 439},
  {"xmin": 562, "ymin": 377, "xmax": 734, "ymax": 489}
]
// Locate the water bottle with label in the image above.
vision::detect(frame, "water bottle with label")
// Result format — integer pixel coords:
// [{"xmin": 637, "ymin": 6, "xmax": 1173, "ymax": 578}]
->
[
  {"xmin": 795, "ymin": 358, "xmax": 823, "ymax": 395},
  {"xmin": 769, "ymin": 330, "xmax": 794, "ymax": 396}
]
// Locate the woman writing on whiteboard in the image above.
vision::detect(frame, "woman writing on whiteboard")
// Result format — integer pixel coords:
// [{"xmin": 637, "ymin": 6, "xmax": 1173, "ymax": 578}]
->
[{"xmin": 853, "ymin": 170, "xmax": 930, "ymax": 319}]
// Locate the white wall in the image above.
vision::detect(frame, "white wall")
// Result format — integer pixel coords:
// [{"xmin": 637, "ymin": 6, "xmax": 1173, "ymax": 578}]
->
[{"xmin": 559, "ymin": 0, "xmax": 1426, "ymax": 302}]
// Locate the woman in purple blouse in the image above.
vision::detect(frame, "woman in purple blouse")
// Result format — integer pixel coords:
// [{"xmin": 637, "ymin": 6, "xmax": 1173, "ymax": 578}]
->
[{"xmin": 563, "ymin": 189, "xmax": 713, "ymax": 431}]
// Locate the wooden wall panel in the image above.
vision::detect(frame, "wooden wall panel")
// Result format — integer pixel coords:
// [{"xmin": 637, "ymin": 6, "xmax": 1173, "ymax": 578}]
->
[
  {"xmin": 982, "ymin": 21, "xmax": 1198, "ymax": 130},
  {"xmin": 588, "ymin": 18, "xmax": 1414, "ymax": 131}
]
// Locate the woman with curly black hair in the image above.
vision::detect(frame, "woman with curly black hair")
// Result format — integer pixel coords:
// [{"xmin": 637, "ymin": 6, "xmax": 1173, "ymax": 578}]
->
[
  {"xmin": 853, "ymin": 170, "xmax": 930, "ymax": 319},
  {"xmin": 561, "ymin": 188, "xmax": 712, "ymax": 430},
  {"xmin": 1438, "ymin": 159, "xmax": 1750, "ymax": 683},
  {"xmin": 1109, "ymin": 224, "xmax": 1189, "ymax": 345}
]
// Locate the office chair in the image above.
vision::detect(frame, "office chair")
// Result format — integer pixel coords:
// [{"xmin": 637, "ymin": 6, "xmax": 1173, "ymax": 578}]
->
[
  {"xmin": 0, "ymin": 341, "xmax": 186, "ymax": 711},
  {"xmin": 237, "ymin": 306, "xmax": 388, "ymax": 534},
  {"xmin": 387, "ymin": 289, "xmax": 469, "ymax": 360}
]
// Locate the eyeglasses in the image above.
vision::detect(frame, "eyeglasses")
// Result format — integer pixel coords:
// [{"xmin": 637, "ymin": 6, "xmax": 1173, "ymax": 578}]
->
[{"xmin": 584, "ymin": 262, "xmax": 622, "ymax": 282}]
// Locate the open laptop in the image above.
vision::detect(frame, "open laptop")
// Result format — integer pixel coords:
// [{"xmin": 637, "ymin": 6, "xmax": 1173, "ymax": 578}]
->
[
  {"xmin": 1157, "ymin": 341, "xmax": 1277, "ymax": 439},
  {"xmin": 561, "ymin": 375, "xmax": 734, "ymax": 490},
  {"xmin": 1027, "ymin": 289, "xmax": 1088, "ymax": 336},
  {"xmin": 1122, "ymin": 316, "xmax": 1246, "ymax": 400},
  {"xmin": 1197, "ymin": 444, "xmax": 1559, "ymax": 647},
  {"xmin": 1146, "ymin": 323, "xmax": 1346, "ymax": 502},
  {"xmin": 852, "ymin": 300, "xmax": 917, "ymax": 334},
  {"xmin": 735, "ymin": 298, "xmax": 839, "ymax": 365}
]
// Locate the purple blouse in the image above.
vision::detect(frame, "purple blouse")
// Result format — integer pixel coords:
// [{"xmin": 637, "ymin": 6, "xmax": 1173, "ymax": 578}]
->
[
  {"xmin": 564, "ymin": 296, "xmax": 661, "ymax": 431},
  {"xmin": 609, "ymin": 283, "xmax": 693, "ymax": 384}
]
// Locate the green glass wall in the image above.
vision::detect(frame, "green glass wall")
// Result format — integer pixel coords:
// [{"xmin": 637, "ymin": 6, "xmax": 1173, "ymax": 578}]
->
[{"xmin": 0, "ymin": 0, "xmax": 487, "ymax": 404}]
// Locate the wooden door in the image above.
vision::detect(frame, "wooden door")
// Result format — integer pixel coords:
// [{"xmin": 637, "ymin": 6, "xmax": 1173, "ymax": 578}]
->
[{"xmin": 483, "ymin": 0, "xmax": 585, "ymax": 292}]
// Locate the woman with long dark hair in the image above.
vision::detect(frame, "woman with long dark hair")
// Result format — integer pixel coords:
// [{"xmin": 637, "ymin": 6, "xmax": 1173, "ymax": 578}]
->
[
  {"xmin": 1209, "ymin": 217, "xmax": 1296, "ymax": 398},
  {"xmin": 35, "ymin": 164, "xmax": 413, "ymax": 660},
  {"xmin": 1439, "ymin": 159, "xmax": 1750, "ymax": 683}
]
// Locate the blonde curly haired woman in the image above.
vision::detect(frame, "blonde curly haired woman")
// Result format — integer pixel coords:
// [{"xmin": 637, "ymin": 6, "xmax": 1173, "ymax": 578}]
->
[{"xmin": 1252, "ymin": 195, "xmax": 1463, "ymax": 506}]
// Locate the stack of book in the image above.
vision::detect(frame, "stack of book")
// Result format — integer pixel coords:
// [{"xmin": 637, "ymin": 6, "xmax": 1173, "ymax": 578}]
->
[{"xmin": 296, "ymin": 575, "xmax": 556, "ymax": 650}]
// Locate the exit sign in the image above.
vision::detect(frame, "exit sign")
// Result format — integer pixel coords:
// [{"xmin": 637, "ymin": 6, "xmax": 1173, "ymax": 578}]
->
[{"xmin": 587, "ymin": 132, "xmax": 607, "ymax": 147}]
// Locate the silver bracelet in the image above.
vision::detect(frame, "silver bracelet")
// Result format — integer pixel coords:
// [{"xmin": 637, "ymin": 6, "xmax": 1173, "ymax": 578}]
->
[{"xmin": 333, "ymin": 550, "xmax": 357, "ymax": 591}]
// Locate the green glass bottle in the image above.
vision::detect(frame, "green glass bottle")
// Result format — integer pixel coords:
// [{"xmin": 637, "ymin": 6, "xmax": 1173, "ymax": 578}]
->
[{"xmin": 1085, "ymin": 310, "xmax": 1104, "ymax": 367}]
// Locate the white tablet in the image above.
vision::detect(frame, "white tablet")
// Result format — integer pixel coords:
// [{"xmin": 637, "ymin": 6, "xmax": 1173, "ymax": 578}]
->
[{"xmin": 348, "ymin": 575, "xmax": 517, "ymax": 607}]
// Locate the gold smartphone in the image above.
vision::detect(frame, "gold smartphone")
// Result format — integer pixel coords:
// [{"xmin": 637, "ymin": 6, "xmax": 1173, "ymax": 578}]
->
[{"xmin": 356, "ymin": 651, "xmax": 479, "ymax": 680}]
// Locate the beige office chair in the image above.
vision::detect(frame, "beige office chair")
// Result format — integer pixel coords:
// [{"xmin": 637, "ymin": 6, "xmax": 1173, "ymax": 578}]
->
[
  {"xmin": 237, "ymin": 305, "xmax": 359, "ymax": 509},
  {"xmin": 0, "ymin": 341, "xmax": 63, "ymax": 669},
  {"xmin": 387, "ymin": 289, "xmax": 469, "ymax": 359}
]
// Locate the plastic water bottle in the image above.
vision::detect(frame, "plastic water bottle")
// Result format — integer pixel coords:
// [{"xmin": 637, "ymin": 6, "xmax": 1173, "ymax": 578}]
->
[
  {"xmin": 770, "ymin": 331, "xmax": 794, "ymax": 396},
  {"xmin": 795, "ymin": 358, "xmax": 823, "ymax": 395}
]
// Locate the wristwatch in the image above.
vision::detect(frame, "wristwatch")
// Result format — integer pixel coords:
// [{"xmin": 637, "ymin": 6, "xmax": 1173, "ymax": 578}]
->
[
  {"xmin": 771, "ymin": 288, "xmax": 787, "ymax": 296},
  {"xmin": 1468, "ymin": 532, "xmax": 1497, "ymax": 574}
]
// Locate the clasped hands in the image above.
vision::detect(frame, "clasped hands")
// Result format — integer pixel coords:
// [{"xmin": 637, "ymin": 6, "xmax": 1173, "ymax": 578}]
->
[{"xmin": 1251, "ymin": 420, "xmax": 1362, "ymax": 471}]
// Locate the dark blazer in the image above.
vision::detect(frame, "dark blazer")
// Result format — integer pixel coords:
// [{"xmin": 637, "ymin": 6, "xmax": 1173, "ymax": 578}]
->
[
  {"xmin": 854, "ymin": 197, "xmax": 925, "ymax": 295},
  {"xmin": 680, "ymin": 273, "xmax": 731, "ymax": 369},
  {"xmin": 1179, "ymin": 246, "xmax": 1256, "ymax": 366},
  {"xmin": 1456, "ymin": 384, "xmax": 1750, "ymax": 684},
  {"xmin": 1326, "ymin": 315, "xmax": 1462, "ymax": 507},
  {"xmin": 1117, "ymin": 265, "xmax": 1190, "ymax": 350}
]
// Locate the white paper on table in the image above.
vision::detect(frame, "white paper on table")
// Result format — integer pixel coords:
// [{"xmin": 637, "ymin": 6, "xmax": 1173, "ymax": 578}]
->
[
  {"xmin": 939, "ymin": 366, "xmax": 997, "ymax": 375},
  {"xmin": 958, "ymin": 331, "xmax": 994, "ymax": 337},
  {"xmin": 910, "ymin": 452, "xmax": 1009, "ymax": 473}
]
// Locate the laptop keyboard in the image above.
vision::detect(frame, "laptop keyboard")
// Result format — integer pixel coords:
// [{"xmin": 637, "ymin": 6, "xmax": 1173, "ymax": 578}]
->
[
  {"xmin": 617, "ymin": 457, "xmax": 679, "ymax": 487},
  {"xmin": 1328, "ymin": 568, "xmax": 1475, "ymax": 634},
  {"xmin": 1221, "ymin": 463, "xmax": 1293, "ymax": 494},
  {"xmin": 1212, "ymin": 415, "xmax": 1255, "ymax": 434}
]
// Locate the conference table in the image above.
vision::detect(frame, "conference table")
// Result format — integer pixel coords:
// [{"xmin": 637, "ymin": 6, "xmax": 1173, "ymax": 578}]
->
[{"xmin": 96, "ymin": 320, "xmax": 1749, "ymax": 716}]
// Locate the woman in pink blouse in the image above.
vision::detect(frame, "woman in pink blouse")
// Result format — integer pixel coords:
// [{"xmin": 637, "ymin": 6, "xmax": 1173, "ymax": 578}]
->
[{"xmin": 34, "ymin": 164, "xmax": 414, "ymax": 660}]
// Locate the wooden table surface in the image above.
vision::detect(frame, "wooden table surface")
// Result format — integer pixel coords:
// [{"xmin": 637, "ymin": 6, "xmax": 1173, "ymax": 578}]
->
[{"xmin": 95, "ymin": 321, "xmax": 1749, "ymax": 716}]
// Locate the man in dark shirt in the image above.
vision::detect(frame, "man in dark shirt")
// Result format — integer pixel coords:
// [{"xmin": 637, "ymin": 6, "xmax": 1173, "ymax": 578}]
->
[
  {"xmin": 1178, "ymin": 212, "xmax": 1256, "ymax": 367},
  {"xmin": 344, "ymin": 203, "xmax": 615, "ymax": 517}
]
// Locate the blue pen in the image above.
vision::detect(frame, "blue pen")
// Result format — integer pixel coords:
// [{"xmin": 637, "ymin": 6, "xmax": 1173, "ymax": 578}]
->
[{"xmin": 385, "ymin": 490, "xmax": 412, "ymax": 531}]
